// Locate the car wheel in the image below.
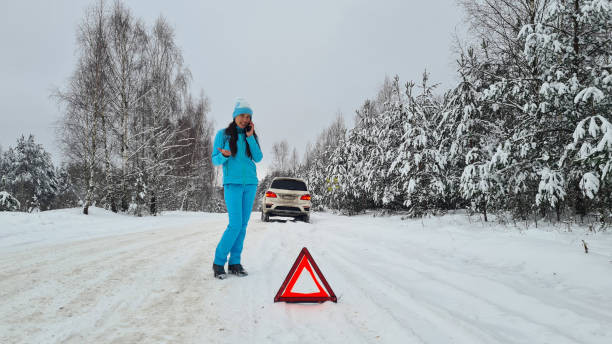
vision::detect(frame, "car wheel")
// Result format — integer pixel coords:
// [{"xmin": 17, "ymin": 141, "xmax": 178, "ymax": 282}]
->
[
  {"xmin": 300, "ymin": 214, "xmax": 310, "ymax": 223},
  {"xmin": 261, "ymin": 211, "xmax": 269, "ymax": 222}
]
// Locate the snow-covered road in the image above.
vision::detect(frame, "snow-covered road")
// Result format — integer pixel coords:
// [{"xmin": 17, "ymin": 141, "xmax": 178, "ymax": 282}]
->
[{"xmin": 1, "ymin": 208, "xmax": 611, "ymax": 343}]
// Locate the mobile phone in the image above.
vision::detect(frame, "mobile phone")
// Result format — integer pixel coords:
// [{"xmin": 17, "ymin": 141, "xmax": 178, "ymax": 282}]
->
[{"xmin": 246, "ymin": 123, "xmax": 252, "ymax": 132}]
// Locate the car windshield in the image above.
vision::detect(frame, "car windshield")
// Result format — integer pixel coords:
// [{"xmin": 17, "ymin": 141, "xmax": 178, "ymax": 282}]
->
[{"xmin": 271, "ymin": 179, "xmax": 307, "ymax": 191}]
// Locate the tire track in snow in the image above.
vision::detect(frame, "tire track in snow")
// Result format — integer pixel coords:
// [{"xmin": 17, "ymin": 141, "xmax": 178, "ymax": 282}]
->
[
  {"xmin": 0, "ymin": 221, "xmax": 209, "ymax": 278},
  {"xmin": 87, "ymin": 226, "xmax": 220, "ymax": 343},
  {"xmin": 253, "ymin": 218, "xmax": 396, "ymax": 343},
  {"xmin": 401, "ymin": 254, "xmax": 605, "ymax": 344},
  {"xmin": 3, "ymin": 212, "xmax": 610, "ymax": 343},
  {"xmin": 200, "ymin": 217, "xmax": 376, "ymax": 344},
  {"xmin": 326, "ymin": 241, "xmax": 494, "ymax": 343},
  {"xmin": 1, "ymin": 220, "xmax": 225, "ymax": 343},
  {"xmin": 0, "ymin": 224, "xmax": 210, "ymax": 310},
  {"xmin": 325, "ymin": 223, "xmax": 601, "ymax": 344}
]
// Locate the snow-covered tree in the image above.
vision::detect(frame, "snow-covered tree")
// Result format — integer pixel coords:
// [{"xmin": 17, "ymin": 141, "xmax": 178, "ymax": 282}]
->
[
  {"xmin": 107, "ymin": 1, "xmax": 148, "ymax": 212},
  {"xmin": 55, "ymin": 1, "xmax": 214, "ymax": 216},
  {"xmin": 275, "ymin": 0, "xmax": 612, "ymax": 222},
  {"xmin": 300, "ymin": 113, "xmax": 346, "ymax": 211},
  {"xmin": 135, "ymin": 16, "xmax": 191, "ymax": 215},
  {"xmin": 326, "ymin": 101, "xmax": 377, "ymax": 214},
  {"xmin": 0, "ymin": 191, "xmax": 20, "ymax": 212},
  {"xmin": 55, "ymin": 1, "xmax": 111, "ymax": 215},
  {"xmin": 364, "ymin": 76, "xmax": 407, "ymax": 210},
  {"xmin": 449, "ymin": 48, "xmax": 509, "ymax": 221},
  {"xmin": 1, "ymin": 135, "xmax": 58, "ymax": 212},
  {"xmin": 161, "ymin": 93, "xmax": 215, "ymax": 212},
  {"xmin": 522, "ymin": 0, "xmax": 612, "ymax": 219},
  {"xmin": 51, "ymin": 165, "xmax": 79, "ymax": 210},
  {"xmin": 387, "ymin": 73, "xmax": 456, "ymax": 215}
]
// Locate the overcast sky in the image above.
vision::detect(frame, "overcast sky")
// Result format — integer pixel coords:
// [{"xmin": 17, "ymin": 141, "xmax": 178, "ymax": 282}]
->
[{"xmin": 0, "ymin": 0, "xmax": 464, "ymax": 177}]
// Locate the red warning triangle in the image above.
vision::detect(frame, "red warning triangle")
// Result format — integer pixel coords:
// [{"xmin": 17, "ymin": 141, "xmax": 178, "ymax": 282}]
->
[{"xmin": 274, "ymin": 247, "xmax": 337, "ymax": 303}]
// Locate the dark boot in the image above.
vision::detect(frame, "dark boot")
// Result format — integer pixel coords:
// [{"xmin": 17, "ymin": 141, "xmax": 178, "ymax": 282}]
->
[
  {"xmin": 228, "ymin": 264, "xmax": 248, "ymax": 277},
  {"xmin": 213, "ymin": 263, "xmax": 227, "ymax": 279}
]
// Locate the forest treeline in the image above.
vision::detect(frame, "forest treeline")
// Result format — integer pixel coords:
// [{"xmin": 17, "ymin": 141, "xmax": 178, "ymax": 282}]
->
[{"xmin": 2, "ymin": 0, "xmax": 610, "ymax": 226}]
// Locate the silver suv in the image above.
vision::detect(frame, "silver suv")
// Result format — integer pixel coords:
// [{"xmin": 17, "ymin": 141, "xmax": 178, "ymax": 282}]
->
[{"xmin": 261, "ymin": 177, "xmax": 311, "ymax": 223}]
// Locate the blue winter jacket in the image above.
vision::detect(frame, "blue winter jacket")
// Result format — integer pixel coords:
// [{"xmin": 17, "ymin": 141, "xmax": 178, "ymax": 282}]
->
[{"xmin": 211, "ymin": 127, "xmax": 263, "ymax": 185}]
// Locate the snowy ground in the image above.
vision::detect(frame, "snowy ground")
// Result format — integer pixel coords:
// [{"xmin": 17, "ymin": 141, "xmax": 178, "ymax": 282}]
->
[{"xmin": 1, "ymin": 208, "xmax": 611, "ymax": 344}]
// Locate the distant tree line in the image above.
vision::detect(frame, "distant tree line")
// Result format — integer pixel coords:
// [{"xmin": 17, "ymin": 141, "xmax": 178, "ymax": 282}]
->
[{"xmin": 283, "ymin": 0, "xmax": 611, "ymax": 225}]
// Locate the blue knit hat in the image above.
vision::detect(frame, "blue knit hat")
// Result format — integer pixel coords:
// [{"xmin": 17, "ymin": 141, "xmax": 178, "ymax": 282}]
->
[{"xmin": 232, "ymin": 98, "xmax": 253, "ymax": 119}]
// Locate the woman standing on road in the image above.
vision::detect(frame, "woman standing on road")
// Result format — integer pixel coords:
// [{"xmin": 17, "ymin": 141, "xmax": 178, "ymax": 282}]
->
[{"xmin": 211, "ymin": 98, "xmax": 263, "ymax": 279}]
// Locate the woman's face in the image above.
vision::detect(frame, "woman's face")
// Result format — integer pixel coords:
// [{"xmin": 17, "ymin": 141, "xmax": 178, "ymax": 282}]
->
[{"xmin": 234, "ymin": 113, "xmax": 252, "ymax": 129}]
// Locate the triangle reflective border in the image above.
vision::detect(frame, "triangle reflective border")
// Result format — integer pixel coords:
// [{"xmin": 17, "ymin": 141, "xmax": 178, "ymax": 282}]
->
[{"xmin": 274, "ymin": 247, "xmax": 337, "ymax": 303}]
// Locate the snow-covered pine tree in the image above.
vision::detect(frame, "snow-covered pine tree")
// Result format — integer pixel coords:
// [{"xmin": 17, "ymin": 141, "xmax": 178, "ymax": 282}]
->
[
  {"xmin": 522, "ymin": 0, "xmax": 612, "ymax": 220},
  {"xmin": 329, "ymin": 100, "xmax": 378, "ymax": 213},
  {"xmin": 1, "ymin": 135, "xmax": 58, "ymax": 212},
  {"xmin": 480, "ymin": 59, "xmax": 548, "ymax": 220},
  {"xmin": 0, "ymin": 151, "xmax": 19, "ymax": 211},
  {"xmin": 328, "ymin": 88, "xmax": 390, "ymax": 213},
  {"xmin": 325, "ymin": 137, "xmax": 350, "ymax": 212},
  {"xmin": 387, "ymin": 72, "xmax": 454, "ymax": 216},
  {"xmin": 0, "ymin": 147, "xmax": 7, "ymax": 188},
  {"xmin": 0, "ymin": 191, "xmax": 20, "ymax": 212},
  {"xmin": 456, "ymin": 0, "xmax": 559, "ymax": 221},
  {"xmin": 354, "ymin": 76, "xmax": 407, "ymax": 211},
  {"xmin": 451, "ymin": 48, "xmax": 508, "ymax": 221},
  {"xmin": 302, "ymin": 114, "xmax": 346, "ymax": 211}
]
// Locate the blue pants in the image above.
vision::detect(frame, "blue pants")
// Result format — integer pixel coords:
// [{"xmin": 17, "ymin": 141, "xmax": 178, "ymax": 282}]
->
[{"xmin": 214, "ymin": 183, "xmax": 258, "ymax": 266}]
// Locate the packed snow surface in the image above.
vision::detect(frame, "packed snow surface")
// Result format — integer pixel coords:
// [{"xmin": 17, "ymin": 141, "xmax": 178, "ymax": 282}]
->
[{"xmin": 1, "ymin": 208, "xmax": 611, "ymax": 343}]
